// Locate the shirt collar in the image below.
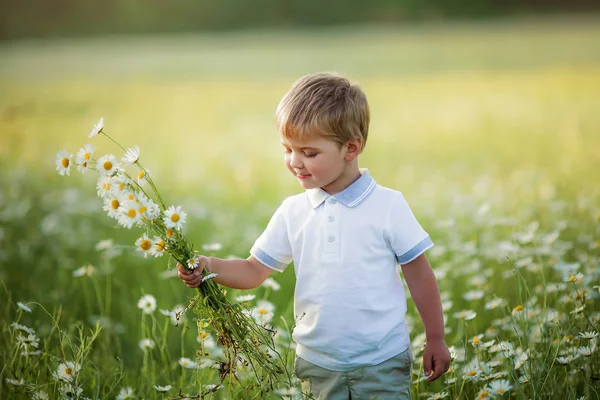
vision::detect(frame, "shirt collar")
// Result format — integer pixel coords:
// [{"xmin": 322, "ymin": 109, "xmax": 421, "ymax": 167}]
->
[{"xmin": 306, "ymin": 168, "xmax": 377, "ymax": 209}]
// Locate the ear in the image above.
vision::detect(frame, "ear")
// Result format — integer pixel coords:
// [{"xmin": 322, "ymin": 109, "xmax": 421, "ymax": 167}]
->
[{"xmin": 343, "ymin": 138, "xmax": 363, "ymax": 161}]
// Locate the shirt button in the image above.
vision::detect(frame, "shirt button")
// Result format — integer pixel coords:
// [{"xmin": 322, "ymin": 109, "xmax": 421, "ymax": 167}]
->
[
  {"xmin": 327, "ymin": 216, "xmax": 335, "ymax": 222},
  {"xmin": 327, "ymin": 235, "xmax": 335, "ymax": 243},
  {"xmin": 328, "ymin": 198, "xmax": 337, "ymax": 205}
]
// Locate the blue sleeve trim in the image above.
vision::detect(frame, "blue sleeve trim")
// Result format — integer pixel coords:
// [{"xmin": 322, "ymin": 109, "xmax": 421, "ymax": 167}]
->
[
  {"xmin": 396, "ymin": 237, "xmax": 434, "ymax": 265},
  {"xmin": 250, "ymin": 247, "xmax": 288, "ymax": 272}
]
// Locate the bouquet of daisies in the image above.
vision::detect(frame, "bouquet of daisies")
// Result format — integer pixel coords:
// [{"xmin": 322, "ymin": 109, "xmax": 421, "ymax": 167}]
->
[{"xmin": 55, "ymin": 118, "xmax": 292, "ymax": 392}]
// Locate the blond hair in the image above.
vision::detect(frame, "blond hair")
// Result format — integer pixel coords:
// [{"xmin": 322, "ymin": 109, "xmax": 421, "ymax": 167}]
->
[{"xmin": 276, "ymin": 72, "xmax": 370, "ymax": 151}]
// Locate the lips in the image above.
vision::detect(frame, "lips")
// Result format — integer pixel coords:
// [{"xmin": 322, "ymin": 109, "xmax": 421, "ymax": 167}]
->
[{"xmin": 297, "ymin": 174, "xmax": 311, "ymax": 179}]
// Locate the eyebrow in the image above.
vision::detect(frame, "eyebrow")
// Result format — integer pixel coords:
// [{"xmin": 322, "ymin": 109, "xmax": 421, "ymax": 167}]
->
[{"xmin": 281, "ymin": 143, "xmax": 319, "ymax": 151}]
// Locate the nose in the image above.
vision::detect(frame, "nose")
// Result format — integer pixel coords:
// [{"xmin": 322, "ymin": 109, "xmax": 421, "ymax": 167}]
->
[{"xmin": 289, "ymin": 152, "xmax": 303, "ymax": 169}]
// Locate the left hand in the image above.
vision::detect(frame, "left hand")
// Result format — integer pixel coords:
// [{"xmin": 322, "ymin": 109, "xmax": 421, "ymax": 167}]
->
[{"xmin": 422, "ymin": 338, "xmax": 451, "ymax": 382}]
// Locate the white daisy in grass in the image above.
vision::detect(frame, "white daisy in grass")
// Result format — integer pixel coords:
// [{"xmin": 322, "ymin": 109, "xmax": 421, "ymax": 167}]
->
[
  {"xmin": 32, "ymin": 390, "xmax": 49, "ymax": 400},
  {"xmin": 236, "ymin": 294, "xmax": 256, "ymax": 303},
  {"xmin": 518, "ymin": 375, "xmax": 529, "ymax": 384},
  {"xmin": 137, "ymin": 168, "xmax": 150, "ymax": 186},
  {"xmin": 202, "ymin": 242, "xmax": 223, "ymax": 252},
  {"xmin": 511, "ymin": 304, "xmax": 525, "ymax": 316},
  {"xmin": 470, "ymin": 334, "xmax": 484, "ymax": 347},
  {"xmin": 52, "ymin": 361, "xmax": 81, "ymax": 382},
  {"xmin": 453, "ymin": 310, "xmax": 477, "ymax": 321},
  {"xmin": 476, "ymin": 387, "xmax": 491, "ymax": 399},
  {"xmin": 135, "ymin": 234, "xmax": 153, "ymax": 258},
  {"xmin": 164, "ymin": 205, "xmax": 187, "ymax": 229},
  {"xmin": 489, "ymin": 379, "xmax": 512, "ymax": 395},
  {"xmin": 578, "ymin": 331, "xmax": 598, "ymax": 340},
  {"xmin": 441, "ymin": 300, "xmax": 453, "ymax": 311},
  {"xmin": 17, "ymin": 302, "xmax": 31, "ymax": 312},
  {"xmin": 102, "ymin": 195, "xmax": 121, "ymax": 219},
  {"xmin": 109, "ymin": 174, "xmax": 131, "ymax": 196},
  {"xmin": 122, "ymin": 145, "xmax": 140, "ymax": 164},
  {"xmin": 96, "ymin": 154, "xmax": 118, "ymax": 176},
  {"xmin": 577, "ymin": 346, "xmax": 594, "ymax": 357},
  {"xmin": 197, "ymin": 330, "xmax": 210, "ymax": 342},
  {"xmin": 5, "ymin": 377, "xmax": 25, "ymax": 386},
  {"xmin": 262, "ymin": 277, "xmax": 281, "ymax": 291},
  {"xmin": 179, "ymin": 357, "xmax": 198, "ymax": 369},
  {"xmin": 149, "ymin": 236, "xmax": 166, "ymax": 257},
  {"xmin": 426, "ymin": 391, "xmax": 449, "ymax": 400},
  {"xmin": 55, "ymin": 150, "xmax": 72, "ymax": 176},
  {"xmin": 555, "ymin": 355, "xmax": 575, "ymax": 365},
  {"xmin": 16, "ymin": 333, "xmax": 39, "ymax": 348},
  {"xmin": 514, "ymin": 350, "xmax": 529, "ymax": 370},
  {"xmin": 485, "ymin": 298, "xmax": 505, "ymax": 310},
  {"xmin": 468, "ymin": 275, "xmax": 487, "ymax": 288},
  {"xmin": 139, "ymin": 338, "xmax": 155, "ymax": 351},
  {"xmin": 117, "ymin": 199, "xmax": 142, "ymax": 229},
  {"xmin": 96, "ymin": 175, "xmax": 113, "ymax": 198},
  {"xmin": 137, "ymin": 294, "xmax": 156, "ymax": 314},
  {"xmin": 250, "ymin": 300, "xmax": 275, "ymax": 325},
  {"xmin": 72, "ymin": 264, "xmax": 95, "ymax": 277},
  {"xmin": 88, "ymin": 117, "xmax": 104, "ymax": 138},
  {"xmin": 116, "ymin": 387, "xmax": 134, "ymax": 400},
  {"xmin": 75, "ymin": 143, "xmax": 95, "ymax": 173},
  {"xmin": 464, "ymin": 290, "xmax": 484, "ymax": 301},
  {"xmin": 10, "ymin": 323, "xmax": 35, "ymax": 335},
  {"xmin": 138, "ymin": 194, "xmax": 160, "ymax": 221},
  {"xmin": 153, "ymin": 385, "xmax": 172, "ymax": 392}
]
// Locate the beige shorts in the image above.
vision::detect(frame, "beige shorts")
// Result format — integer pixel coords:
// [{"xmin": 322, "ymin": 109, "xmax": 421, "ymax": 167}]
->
[{"xmin": 294, "ymin": 349, "xmax": 413, "ymax": 400}]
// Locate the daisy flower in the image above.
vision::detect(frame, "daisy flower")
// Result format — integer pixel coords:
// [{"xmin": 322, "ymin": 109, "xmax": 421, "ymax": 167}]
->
[
  {"xmin": 109, "ymin": 174, "xmax": 131, "ymax": 196},
  {"xmin": 73, "ymin": 264, "xmax": 95, "ymax": 277},
  {"xmin": 471, "ymin": 334, "xmax": 484, "ymax": 347},
  {"xmin": 96, "ymin": 175, "xmax": 113, "ymax": 198},
  {"xmin": 578, "ymin": 331, "xmax": 598, "ymax": 340},
  {"xmin": 489, "ymin": 379, "xmax": 512, "ymax": 395},
  {"xmin": 251, "ymin": 300, "xmax": 275, "ymax": 324},
  {"xmin": 518, "ymin": 375, "xmax": 529, "ymax": 384},
  {"xmin": 485, "ymin": 298, "xmax": 505, "ymax": 310},
  {"xmin": 117, "ymin": 199, "xmax": 142, "ymax": 229},
  {"xmin": 139, "ymin": 338, "xmax": 155, "ymax": 351},
  {"xmin": 202, "ymin": 242, "xmax": 223, "ymax": 252},
  {"xmin": 556, "ymin": 355, "xmax": 575, "ymax": 365},
  {"xmin": 102, "ymin": 195, "xmax": 121, "ymax": 219},
  {"xmin": 55, "ymin": 150, "xmax": 72, "ymax": 176},
  {"xmin": 163, "ymin": 205, "xmax": 187, "ymax": 230},
  {"xmin": 262, "ymin": 277, "xmax": 281, "ymax": 291},
  {"xmin": 10, "ymin": 323, "xmax": 35, "ymax": 335},
  {"xmin": 577, "ymin": 346, "xmax": 593, "ymax": 357},
  {"xmin": 464, "ymin": 290, "xmax": 484, "ymax": 301},
  {"xmin": 32, "ymin": 391, "xmax": 49, "ymax": 400},
  {"xmin": 153, "ymin": 385, "xmax": 172, "ymax": 392},
  {"xmin": 476, "ymin": 387, "xmax": 491, "ymax": 399},
  {"xmin": 75, "ymin": 143, "xmax": 95, "ymax": 173},
  {"xmin": 122, "ymin": 146, "xmax": 140, "ymax": 164},
  {"xmin": 116, "ymin": 387, "xmax": 134, "ymax": 400},
  {"xmin": 137, "ymin": 294, "xmax": 157, "ymax": 314},
  {"xmin": 97, "ymin": 154, "xmax": 119, "ymax": 176},
  {"xmin": 88, "ymin": 117, "xmax": 104, "ymax": 138},
  {"xmin": 137, "ymin": 169, "xmax": 150, "ymax": 186},
  {"xmin": 179, "ymin": 357, "xmax": 198, "ymax": 369},
  {"xmin": 6, "ymin": 377, "xmax": 25, "ymax": 386},
  {"xmin": 135, "ymin": 234, "xmax": 153, "ymax": 258},
  {"xmin": 149, "ymin": 236, "xmax": 166, "ymax": 257},
  {"xmin": 187, "ymin": 255, "xmax": 201, "ymax": 270},
  {"xmin": 52, "ymin": 361, "xmax": 81, "ymax": 382},
  {"xmin": 236, "ymin": 294, "xmax": 256, "ymax": 303},
  {"xmin": 138, "ymin": 194, "xmax": 160, "ymax": 221},
  {"xmin": 453, "ymin": 310, "xmax": 477, "ymax": 321},
  {"xmin": 17, "ymin": 302, "xmax": 31, "ymax": 312},
  {"xmin": 427, "ymin": 392, "xmax": 449, "ymax": 400}
]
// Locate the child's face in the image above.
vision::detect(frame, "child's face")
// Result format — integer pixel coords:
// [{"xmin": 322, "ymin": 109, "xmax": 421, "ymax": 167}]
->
[{"xmin": 280, "ymin": 135, "xmax": 350, "ymax": 194}]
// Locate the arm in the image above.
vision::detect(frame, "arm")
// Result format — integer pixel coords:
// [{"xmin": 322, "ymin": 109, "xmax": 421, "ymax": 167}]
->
[
  {"xmin": 401, "ymin": 254, "xmax": 450, "ymax": 382},
  {"xmin": 177, "ymin": 255, "xmax": 273, "ymax": 290}
]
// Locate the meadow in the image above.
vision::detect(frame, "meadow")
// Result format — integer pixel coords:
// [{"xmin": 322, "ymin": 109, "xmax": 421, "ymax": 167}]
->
[{"xmin": 1, "ymin": 15, "xmax": 599, "ymax": 399}]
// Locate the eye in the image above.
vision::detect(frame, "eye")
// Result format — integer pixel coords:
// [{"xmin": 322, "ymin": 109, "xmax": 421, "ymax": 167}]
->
[
  {"xmin": 305, "ymin": 153, "xmax": 317, "ymax": 158},
  {"xmin": 283, "ymin": 148, "xmax": 292, "ymax": 154}
]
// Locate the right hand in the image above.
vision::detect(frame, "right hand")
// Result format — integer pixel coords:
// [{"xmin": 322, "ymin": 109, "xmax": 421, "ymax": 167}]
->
[{"xmin": 177, "ymin": 256, "xmax": 209, "ymax": 288}]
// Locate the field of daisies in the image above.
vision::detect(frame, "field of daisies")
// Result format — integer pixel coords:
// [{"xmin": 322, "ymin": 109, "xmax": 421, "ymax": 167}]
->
[{"xmin": 1, "ymin": 16, "xmax": 600, "ymax": 400}]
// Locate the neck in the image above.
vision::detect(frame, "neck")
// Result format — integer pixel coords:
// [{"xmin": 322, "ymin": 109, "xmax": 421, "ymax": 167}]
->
[{"xmin": 321, "ymin": 162, "xmax": 361, "ymax": 195}]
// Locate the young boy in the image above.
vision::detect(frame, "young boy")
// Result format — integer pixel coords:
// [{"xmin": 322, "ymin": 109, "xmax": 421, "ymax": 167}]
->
[{"xmin": 177, "ymin": 72, "xmax": 450, "ymax": 399}]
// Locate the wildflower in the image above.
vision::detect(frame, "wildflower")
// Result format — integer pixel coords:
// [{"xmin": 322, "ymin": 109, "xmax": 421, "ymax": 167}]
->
[
  {"xmin": 427, "ymin": 392, "xmax": 449, "ymax": 400},
  {"xmin": 471, "ymin": 334, "xmax": 484, "ymax": 347},
  {"xmin": 556, "ymin": 355, "xmax": 575, "ymax": 365},
  {"xmin": 117, "ymin": 199, "xmax": 142, "ymax": 229},
  {"xmin": 236, "ymin": 294, "xmax": 256, "ymax": 303},
  {"xmin": 137, "ymin": 169, "xmax": 150, "ymax": 186},
  {"xmin": 55, "ymin": 150, "xmax": 72, "ymax": 176},
  {"xmin": 96, "ymin": 154, "xmax": 119, "ymax": 176},
  {"xmin": 149, "ymin": 236, "xmax": 166, "ymax": 257},
  {"xmin": 109, "ymin": 174, "xmax": 131, "ymax": 195},
  {"xmin": 453, "ymin": 310, "xmax": 477, "ymax": 320},
  {"xmin": 202, "ymin": 242, "xmax": 223, "ymax": 252},
  {"xmin": 137, "ymin": 294, "xmax": 157, "ymax": 314},
  {"xmin": 518, "ymin": 375, "xmax": 529, "ymax": 383},
  {"xmin": 17, "ymin": 302, "xmax": 31, "ymax": 312},
  {"xmin": 179, "ymin": 357, "xmax": 198, "ymax": 369},
  {"xmin": 73, "ymin": 264, "xmax": 95, "ymax": 277},
  {"xmin": 187, "ymin": 255, "xmax": 200, "ymax": 270},
  {"xmin": 251, "ymin": 300, "xmax": 275, "ymax": 324},
  {"xmin": 10, "ymin": 322, "xmax": 35, "ymax": 335},
  {"xmin": 135, "ymin": 234, "xmax": 153, "ymax": 258},
  {"xmin": 96, "ymin": 175, "xmax": 113, "ymax": 198},
  {"xmin": 75, "ymin": 143, "xmax": 95, "ymax": 173},
  {"xmin": 514, "ymin": 350, "xmax": 528, "ymax": 370},
  {"xmin": 52, "ymin": 361, "xmax": 81, "ymax": 382},
  {"xmin": 489, "ymin": 379, "xmax": 512, "ymax": 395},
  {"xmin": 476, "ymin": 387, "xmax": 491, "ymax": 399},
  {"xmin": 32, "ymin": 391, "xmax": 49, "ymax": 400},
  {"xmin": 88, "ymin": 117, "xmax": 104, "ymax": 138},
  {"xmin": 512, "ymin": 305, "xmax": 524, "ymax": 315},
  {"xmin": 5, "ymin": 377, "xmax": 25, "ymax": 386},
  {"xmin": 153, "ymin": 385, "xmax": 172, "ymax": 392},
  {"xmin": 578, "ymin": 331, "xmax": 598, "ymax": 340},
  {"xmin": 122, "ymin": 146, "xmax": 140, "ymax": 164},
  {"xmin": 262, "ymin": 277, "xmax": 281, "ymax": 291},
  {"xmin": 102, "ymin": 195, "xmax": 121, "ymax": 219},
  {"xmin": 441, "ymin": 300, "xmax": 453, "ymax": 311},
  {"xmin": 139, "ymin": 338, "xmax": 155, "ymax": 351},
  {"xmin": 116, "ymin": 387, "xmax": 134, "ymax": 400},
  {"xmin": 485, "ymin": 298, "xmax": 505, "ymax": 310},
  {"xmin": 16, "ymin": 333, "xmax": 39, "ymax": 348},
  {"xmin": 464, "ymin": 290, "xmax": 484, "ymax": 301},
  {"xmin": 577, "ymin": 346, "xmax": 593, "ymax": 356},
  {"xmin": 164, "ymin": 205, "xmax": 187, "ymax": 230},
  {"xmin": 565, "ymin": 272, "xmax": 584, "ymax": 283}
]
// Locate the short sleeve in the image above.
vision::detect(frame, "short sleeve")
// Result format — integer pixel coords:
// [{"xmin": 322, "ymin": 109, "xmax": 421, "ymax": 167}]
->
[
  {"xmin": 250, "ymin": 200, "xmax": 293, "ymax": 272},
  {"xmin": 388, "ymin": 192, "xmax": 434, "ymax": 265}
]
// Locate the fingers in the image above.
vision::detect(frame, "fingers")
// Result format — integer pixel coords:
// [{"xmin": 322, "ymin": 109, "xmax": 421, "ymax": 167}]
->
[
  {"xmin": 423, "ymin": 354, "xmax": 433, "ymax": 380},
  {"xmin": 177, "ymin": 262, "xmax": 203, "ymax": 288},
  {"xmin": 426, "ymin": 358, "xmax": 450, "ymax": 382}
]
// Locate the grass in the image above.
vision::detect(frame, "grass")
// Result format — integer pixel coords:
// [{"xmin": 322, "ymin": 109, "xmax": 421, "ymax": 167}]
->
[{"xmin": 0, "ymin": 15, "xmax": 599, "ymax": 399}]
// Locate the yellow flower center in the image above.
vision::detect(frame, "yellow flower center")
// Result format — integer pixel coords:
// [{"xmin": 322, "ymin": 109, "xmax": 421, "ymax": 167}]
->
[
  {"xmin": 119, "ymin": 183, "xmax": 125, "ymax": 191},
  {"xmin": 138, "ymin": 171, "xmax": 145, "ymax": 180},
  {"xmin": 258, "ymin": 308, "xmax": 268, "ymax": 315},
  {"xmin": 140, "ymin": 240, "xmax": 152, "ymax": 251},
  {"xmin": 128, "ymin": 194, "xmax": 135, "ymax": 200},
  {"xmin": 513, "ymin": 305, "xmax": 524, "ymax": 312},
  {"xmin": 156, "ymin": 240, "xmax": 165, "ymax": 251},
  {"xmin": 103, "ymin": 161, "xmax": 112, "ymax": 171},
  {"xmin": 102, "ymin": 182, "xmax": 111, "ymax": 190},
  {"xmin": 84, "ymin": 152, "xmax": 91, "ymax": 160},
  {"xmin": 496, "ymin": 389, "xmax": 505, "ymax": 394},
  {"xmin": 569, "ymin": 275, "xmax": 577, "ymax": 282},
  {"xmin": 478, "ymin": 391, "xmax": 489, "ymax": 399},
  {"xmin": 182, "ymin": 361, "xmax": 188, "ymax": 366},
  {"xmin": 166, "ymin": 229, "xmax": 174, "ymax": 238},
  {"xmin": 139, "ymin": 206, "xmax": 147, "ymax": 214},
  {"xmin": 111, "ymin": 199, "xmax": 119, "ymax": 210},
  {"xmin": 127, "ymin": 209, "xmax": 137, "ymax": 218},
  {"xmin": 467, "ymin": 371, "xmax": 477, "ymax": 376},
  {"xmin": 472, "ymin": 337, "xmax": 480, "ymax": 344},
  {"xmin": 200, "ymin": 331, "xmax": 209, "ymax": 339},
  {"xmin": 61, "ymin": 158, "xmax": 69, "ymax": 168},
  {"xmin": 171, "ymin": 214, "xmax": 180, "ymax": 223}
]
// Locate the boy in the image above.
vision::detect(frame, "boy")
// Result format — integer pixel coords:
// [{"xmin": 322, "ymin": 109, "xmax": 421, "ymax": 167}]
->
[{"xmin": 178, "ymin": 72, "xmax": 450, "ymax": 399}]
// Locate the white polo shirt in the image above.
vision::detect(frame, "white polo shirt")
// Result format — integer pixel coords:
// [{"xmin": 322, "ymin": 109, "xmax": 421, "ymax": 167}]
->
[{"xmin": 250, "ymin": 169, "xmax": 433, "ymax": 371}]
